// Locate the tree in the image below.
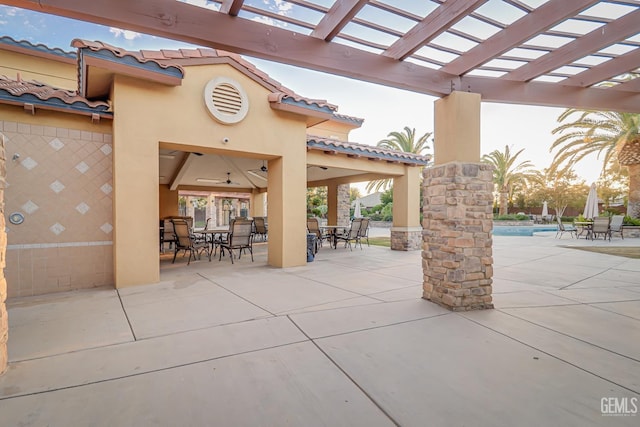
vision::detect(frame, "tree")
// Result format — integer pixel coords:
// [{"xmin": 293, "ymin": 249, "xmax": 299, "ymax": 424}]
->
[
  {"xmin": 349, "ymin": 187, "xmax": 362, "ymax": 202},
  {"xmin": 307, "ymin": 186, "xmax": 327, "ymax": 217},
  {"xmin": 597, "ymin": 162, "xmax": 628, "ymax": 211},
  {"xmin": 481, "ymin": 145, "xmax": 536, "ymax": 215},
  {"xmin": 550, "ymin": 109, "xmax": 640, "ymax": 217},
  {"xmin": 365, "ymin": 126, "xmax": 432, "ymax": 193},
  {"xmin": 527, "ymin": 168, "xmax": 587, "ymax": 218}
]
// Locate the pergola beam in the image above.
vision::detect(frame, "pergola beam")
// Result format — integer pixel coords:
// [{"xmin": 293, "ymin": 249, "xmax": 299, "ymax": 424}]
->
[
  {"xmin": 311, "ymin": 0, "xmax": 368, "ymax": 41},
  {"xmin": 440, "ymin": 0, "xmax": 599, "ymax": 75},
  {"xmin": 462, "ymin": 75, "xmax": 640, "ymax": 112},
  {"xmin": 383, "ymin": 0, "xmax": 488, "ymax": 61},
  {"xmin": 219, "ymin": 0, "xmax": 244, "ymax": 16},
  {"xmin": 564, "ymin": 48, "xmax": 640, "ymax": 88},
  {"xmin": 505, "ymin": 9, "xmax": 640, "ymax": 82}
]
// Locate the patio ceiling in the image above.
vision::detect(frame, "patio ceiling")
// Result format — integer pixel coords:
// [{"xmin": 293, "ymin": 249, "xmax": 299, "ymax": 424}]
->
[
  {"xmin": 2, "ymin": 0, "xmax": 640, "ymax": 112},
  {"xmin": 158, "ymin": 148, "xmax": 383, "ymax": 192}
]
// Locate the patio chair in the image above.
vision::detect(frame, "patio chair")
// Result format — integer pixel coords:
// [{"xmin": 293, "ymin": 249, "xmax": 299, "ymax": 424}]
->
[
  {"xmin": 358, "ymin": 217, "xmax": 370, "ymax": 247},
  {"xmin": 306, "ymin": 218, "xmax": 325, "ymax": 248},
  {"xmin": 591, "ymin": 216, "xmax": 611, "ymax": 241},
  {"xmin": 254, "ymin": 217, "xmax": 268, "ymax": 241},
  {"xmin": 336, "ymin": 218, "xmax": 362, "ymax": 250},
  {"xmin": 161, "ymin": 219, "xmax": 177, "ymax": 253},
  {"xmin": 218, "ymin": 219, "xmax": 254, "ymax": 264},
  {"xmin": 555, "ymin": 217, "xmax": 576, "ymax": 239},
  {"xmin": 171, "ymin": 219, "xmax": 211, "ymax": 265},
  {"xmin": 609, "ymin": 215, "xmax": 624, "ymax": 239}
]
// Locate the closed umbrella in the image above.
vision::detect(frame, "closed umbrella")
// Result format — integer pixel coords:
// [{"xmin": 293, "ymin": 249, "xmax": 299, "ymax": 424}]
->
[
  {"xmin": 541, "ymin": 201, "xmax": 549, "ymax": 221},
  {"xmin": 353, "ymin": 198, "xmax": 362, "ymax": 218},
  {"xmin": 583, "ymin": 183, "xmax": 599, "ymax": 220}
]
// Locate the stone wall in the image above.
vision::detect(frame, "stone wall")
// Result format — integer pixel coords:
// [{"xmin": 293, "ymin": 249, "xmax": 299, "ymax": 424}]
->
[
  {"xmin": 422, "ymin": 162, "xmax": 494, "ymax": 311},
  {"xmin": 337, "ymin": 184, "xmax": 350, "ymax": 226},
  {"xmin": 1, "ymin": 133, "xmax": 7, "ymax": 374}
]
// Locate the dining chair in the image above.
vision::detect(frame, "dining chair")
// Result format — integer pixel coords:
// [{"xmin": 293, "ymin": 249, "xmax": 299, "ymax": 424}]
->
[
  {"xmin": 218, "ymin": 219, "xmax": 254, "ymax": 264},
  {"xmin": 591, "ymin": 216, "xmax": 611, "ymax": 241},
  {"xmin": 171, "ymin": 219, "xmax": 211, "ymax": 265},
  {"xmin": 336, "ymin": 218, "xmax": 362, "ymax": 250}
]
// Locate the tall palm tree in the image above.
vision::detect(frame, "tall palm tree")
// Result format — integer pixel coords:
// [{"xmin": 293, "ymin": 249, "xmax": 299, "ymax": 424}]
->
[
  {"xmin": 482, "ymin": 145, "xmax": 536, "ymax": 215},
  {"xmin": 550, "ymin": 109, "xmax": 640, "ymax": 217},
  {"xmin": 365, "ymin": 126, "xmax": 432, "ymax": 193}
]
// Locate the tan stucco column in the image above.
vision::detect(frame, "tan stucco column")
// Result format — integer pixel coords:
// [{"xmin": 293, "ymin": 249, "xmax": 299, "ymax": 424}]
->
[
  {"xmin": 267, "ymin": 157, "xmax": 306, "ymax": 267},
  {"xmin": 251, "ymin": 191, "xmax": 267, "ymax": 217},
  {"xmin": 326, "ymin": 183, "xmax": 338, "ymax": 225},
  {"xmin": 112, "ymin": 132, "xmax": 160, "ymax": 288},
  {"xmin": 423, "ymin": 91, "xmax": 493, "ymax": 311},
  {"xmin": 391, "ymin": 166, "xmax": 422, "ymax": 250}
]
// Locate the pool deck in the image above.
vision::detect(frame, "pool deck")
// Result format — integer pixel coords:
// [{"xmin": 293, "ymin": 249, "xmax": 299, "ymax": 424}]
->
[{"xmin": 1, "ymin": 230, "xmax": 639, "ymax": 426}]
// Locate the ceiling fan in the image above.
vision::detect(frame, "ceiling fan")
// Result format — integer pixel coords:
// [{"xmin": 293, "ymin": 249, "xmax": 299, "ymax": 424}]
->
[
  {"xmin": 247, "ymin": 160, "xmax": 268, "ymax": 181},
  {"xmin": 196, "ymin": 172, "xmax": 241, "ymax": 185}
]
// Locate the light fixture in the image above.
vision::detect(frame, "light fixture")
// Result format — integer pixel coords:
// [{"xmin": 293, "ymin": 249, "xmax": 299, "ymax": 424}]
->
[
  {"xmin": 247, "ymin": 170, "xmax": 267, "ymax": 181},
  {"xmin": 196, "ymin": 178, "xmax": 221, "ymax": 184},
  {"xmin": 159, "ymin": 154, "xmax": 175, "ymax": 160}
]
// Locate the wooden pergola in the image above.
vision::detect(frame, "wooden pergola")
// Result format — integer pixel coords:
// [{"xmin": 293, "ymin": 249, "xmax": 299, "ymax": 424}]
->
[{"xmin": 1, "ymin": 0, "xmax": 639, "ymax": 112}]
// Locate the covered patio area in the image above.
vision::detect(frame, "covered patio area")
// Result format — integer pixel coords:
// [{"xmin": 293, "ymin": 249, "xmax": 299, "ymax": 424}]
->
[{"xmin": 1, "ymin": 232, "xmax": 638, "ymax": 425}]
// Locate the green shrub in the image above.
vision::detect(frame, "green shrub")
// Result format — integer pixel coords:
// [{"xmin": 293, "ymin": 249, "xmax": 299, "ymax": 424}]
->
[
  {"xmin": 624, "ymin": 215, "xmax": 640, "ymax": 226},
  {"xmin": 494, "ymin": 214, "xmax": 529, "ymax": 221}
]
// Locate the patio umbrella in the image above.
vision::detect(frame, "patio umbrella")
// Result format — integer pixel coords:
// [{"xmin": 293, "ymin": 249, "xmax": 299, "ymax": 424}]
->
[
  {"xmin": 541, "ymin": 201, "xmax": 548, "ymax": 219},
  {"xmin": 353, "ymin": 198, "xmax": 362, "ymax": 218},
  {"xmin": 583, "ymin": 183, "xmax": 599, "ymax": 219}
]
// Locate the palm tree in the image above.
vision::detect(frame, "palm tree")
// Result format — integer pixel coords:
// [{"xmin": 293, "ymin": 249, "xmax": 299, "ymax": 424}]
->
[
  {"xmin": 365, "ymin": 126, "xmax": 432, "ymax": 193},
  {"xmin": 482, "ymin": 145, "xmax": 536, "ymax": 216},
  {"xmin": 550, "ymin": 109, "xmax": 640, "ymax": 217}
]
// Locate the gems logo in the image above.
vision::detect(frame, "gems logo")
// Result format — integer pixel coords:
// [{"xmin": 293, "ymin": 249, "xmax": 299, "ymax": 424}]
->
[{"xmin": 601, "ymin": 397, "xmax": 638, "ymax": 416}]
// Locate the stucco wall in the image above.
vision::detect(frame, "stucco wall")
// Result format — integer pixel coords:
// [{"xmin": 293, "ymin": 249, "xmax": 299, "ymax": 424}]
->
[
  {"xmin": 2, "ymin": 109, "xmax": 113, "ymax": 297},
  {"xmin": 111, "ymin": 62, "xmax": 308, "ymax": 286},
  {"xmin": 0, "ymin": 49, "xmax": 77, "ymax": 90}
]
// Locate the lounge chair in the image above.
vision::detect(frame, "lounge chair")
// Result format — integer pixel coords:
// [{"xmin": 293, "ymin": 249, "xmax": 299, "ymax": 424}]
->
[
  {"xmin": 171, "ymin": 219, "xmax": 211, "ymax": 265},
  {"xmin": 609, "ymin": 215, "xmax": 624, "ymax": 239},
  {"xmin": 218, "ymin": 219, "xmax": 254, "ymax": 264},
  {"xmin": 591, "ymin": 216, "xmax": 611, "ymax": 241},
  {"xmin": 336, "ymin": 218, "xmax": 362, "ymax": 250},
  {"xmin": 555, "ymin": 217, "xmax": 576, "ymax": 239}
]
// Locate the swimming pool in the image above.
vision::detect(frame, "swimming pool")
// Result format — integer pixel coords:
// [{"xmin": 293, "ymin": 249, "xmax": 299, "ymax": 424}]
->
[{"xmin": 492, "ymin": 225, "xmax": 557, "ymax": 236}]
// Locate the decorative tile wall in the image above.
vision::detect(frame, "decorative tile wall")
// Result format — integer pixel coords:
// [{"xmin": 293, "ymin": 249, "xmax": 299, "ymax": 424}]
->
[{"xmin": 1, "ymin": 121, "xmax": 113, "ymax": 297}]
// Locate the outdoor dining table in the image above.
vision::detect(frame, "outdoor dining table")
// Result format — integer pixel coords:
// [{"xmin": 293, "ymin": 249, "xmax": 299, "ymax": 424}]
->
[
  {"xmin": 574, "ymin": 221, "xmax": 593, "ymax": 239},
  {"xmin": 194, "ymin": 227, "xmax": 231, "ymax": 253},
  {"xmin": 319, "ymin": 225, "xmax": 346, "ymax": 249}
]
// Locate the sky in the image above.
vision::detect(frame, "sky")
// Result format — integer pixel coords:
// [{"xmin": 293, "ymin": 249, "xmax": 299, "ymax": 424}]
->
[{"xmin": 0, "ymin": 3, "xmax": 606, "ymax": 194}]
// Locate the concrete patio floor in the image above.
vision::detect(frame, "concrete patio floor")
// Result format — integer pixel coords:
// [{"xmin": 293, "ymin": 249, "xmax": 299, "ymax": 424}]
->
[{"xmin": 1, "ymin": 230, "xmax": 639, "ymax": 426}]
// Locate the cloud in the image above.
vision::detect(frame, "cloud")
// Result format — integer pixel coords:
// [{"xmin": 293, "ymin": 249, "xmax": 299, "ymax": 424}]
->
[
  {"xmin": 109, "ymin": 28, "xmax": 141, "ymax": 41},
  {"xmin": 5, "ymin": 7, "xmax": 17, "ymax": 17},
  {"xmin": 252, "ymin": 16, "xmax": 276, "ymax": 26}
]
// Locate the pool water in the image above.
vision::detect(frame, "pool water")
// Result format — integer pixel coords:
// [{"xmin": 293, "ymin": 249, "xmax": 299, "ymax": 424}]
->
[{"xmin": 492, "ymin": 225, "xmax": 557, "ymax": 236}]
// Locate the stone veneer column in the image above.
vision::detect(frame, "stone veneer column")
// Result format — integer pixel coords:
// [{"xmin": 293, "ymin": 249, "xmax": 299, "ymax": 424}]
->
[
  {"xmin": 391, "ymin": 228, "xmax": 423, "ymax": 250},
  {"xmin": 422, "ymin": 162, "xmax": 494, "ymax": 311},
  {"xmin": 337, "ymin": 184, "xmax": 350, "ymax": 227},
  {"xmin": 0, "ymin": 134, "xmax": 7, "ymax": 374}
]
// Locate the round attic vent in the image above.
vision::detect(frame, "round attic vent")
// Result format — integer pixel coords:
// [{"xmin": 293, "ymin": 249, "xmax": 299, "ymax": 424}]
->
[{"xmin": 204, "ymin": 77, "xmax": 249, "ymax": 124}]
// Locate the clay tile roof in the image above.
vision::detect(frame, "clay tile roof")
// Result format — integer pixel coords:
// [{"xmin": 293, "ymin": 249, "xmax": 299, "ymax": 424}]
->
[
  {"xmin": 71, "ymin": 39, "xmax": 184, "ymax": 75},
  {"xmin": 0, "ymin": 75, "xmax": 111, "ymax": 115},
  {"xmin": 178, "ymin": 49, "xmax": 203, "ymax": 58},
  {"xmin": 0, "ymin": 35, "xmax": 76, "ymax": 60},
  {"xmin": 307, "ymin": 135, "xmax": 431, "ymax": 166}
]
